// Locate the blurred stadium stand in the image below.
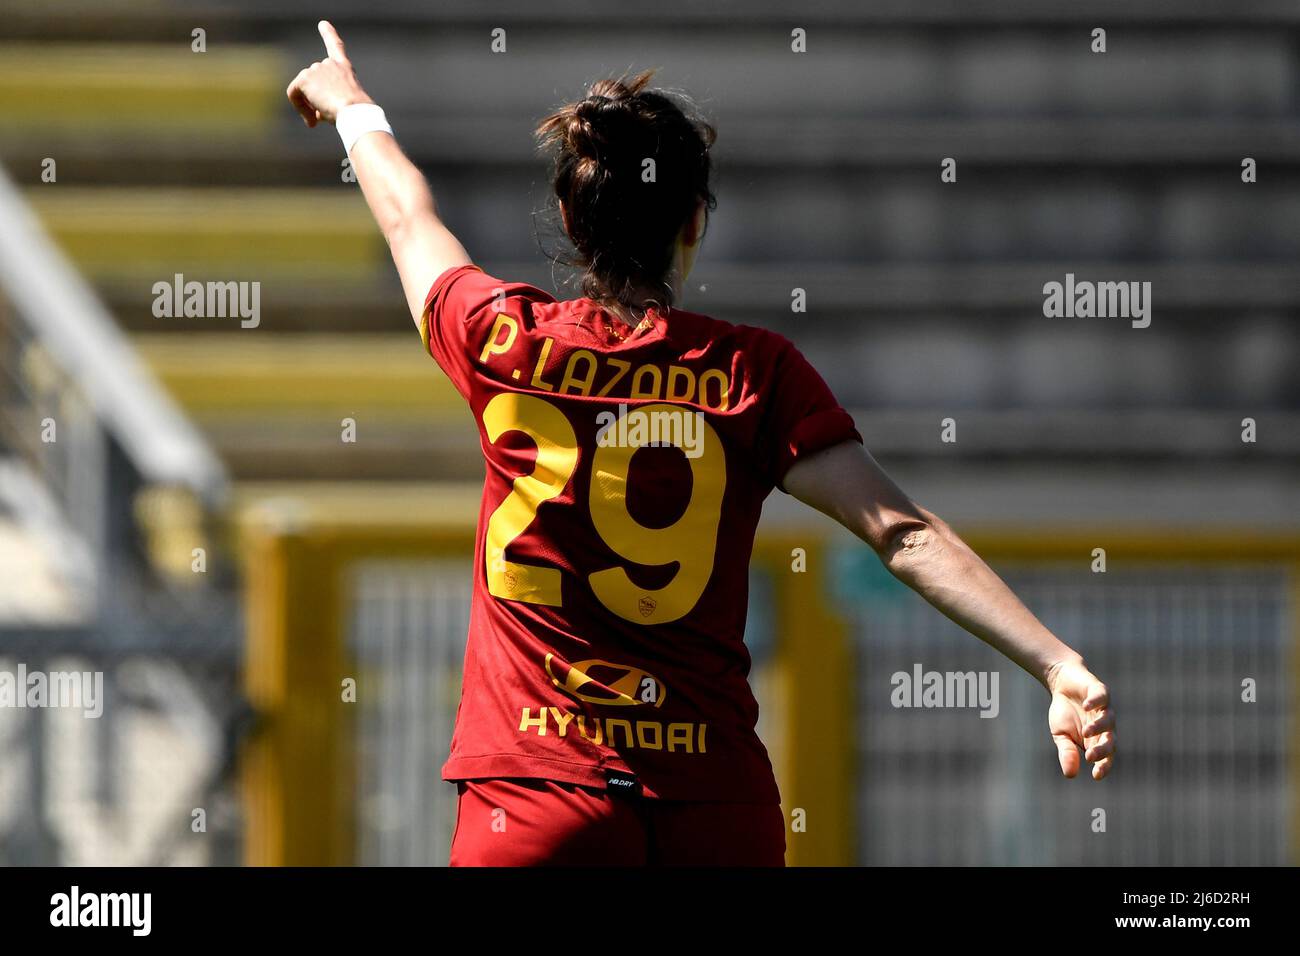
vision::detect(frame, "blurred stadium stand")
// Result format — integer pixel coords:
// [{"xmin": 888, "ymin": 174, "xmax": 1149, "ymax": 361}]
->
[
  {"xmin": 0, "ymin": 163, "xmax": 243, "ymax": 864},
  {"xmin": 0, "ymin": 0, "xmax": 1297, "ymax": 864}
]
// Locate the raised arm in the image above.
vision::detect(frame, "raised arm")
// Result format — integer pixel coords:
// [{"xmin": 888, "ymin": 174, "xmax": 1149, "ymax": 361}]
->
[
  {"xmin": 286, "ymin": 20, "xmax": 473, "ymax": 326},
  {"xmin": 783, "ymin": 440, "xmax": 1116, "ymax": 780}
]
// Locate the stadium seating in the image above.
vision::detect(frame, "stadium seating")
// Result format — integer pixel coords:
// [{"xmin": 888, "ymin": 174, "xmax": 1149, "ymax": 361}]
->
[{"xmin": 3, "ymin": 0, "xmax": 1298, "ymax": 867}]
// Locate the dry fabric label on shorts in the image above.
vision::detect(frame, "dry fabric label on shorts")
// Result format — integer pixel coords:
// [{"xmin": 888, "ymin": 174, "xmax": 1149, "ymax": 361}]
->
[{"xmin": 604, "ymin": 769, "xmax": 642, "ymax": 797}]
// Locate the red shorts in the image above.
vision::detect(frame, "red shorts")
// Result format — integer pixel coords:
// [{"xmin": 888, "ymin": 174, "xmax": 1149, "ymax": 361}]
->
[{"xmin": 449, "ymin": 778, "xmax": 786, "ymax": 866}]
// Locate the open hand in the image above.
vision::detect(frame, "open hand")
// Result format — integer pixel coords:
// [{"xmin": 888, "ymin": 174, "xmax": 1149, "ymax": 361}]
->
[{"xmin": 1046, "ymin": 659, "xmax": 1116, "ymax": 780}]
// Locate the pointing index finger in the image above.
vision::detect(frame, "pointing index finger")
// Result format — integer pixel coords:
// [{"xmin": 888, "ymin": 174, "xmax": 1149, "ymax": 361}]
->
[{"xmin": 318, "ymin": 20, "xmax": 347, "ymax": 63}]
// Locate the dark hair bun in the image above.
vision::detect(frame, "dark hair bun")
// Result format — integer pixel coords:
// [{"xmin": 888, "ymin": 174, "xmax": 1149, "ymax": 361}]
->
[{"xmin": 537, "ymin": 70, "xmax": 716, "ymax": 311}]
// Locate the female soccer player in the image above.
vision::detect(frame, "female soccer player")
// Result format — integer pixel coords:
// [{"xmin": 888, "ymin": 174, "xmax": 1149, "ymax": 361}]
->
[{"xmin": 288, "ymin": 21, "xmax": 1116, "ymax": 866}]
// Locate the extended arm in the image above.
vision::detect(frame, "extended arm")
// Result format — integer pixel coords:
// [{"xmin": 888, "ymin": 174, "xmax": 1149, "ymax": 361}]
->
[
  {"xmin": 783, "ymin": 441, "xmax": 1116, "ymax": 780},
  {"xmin": 286, "ymin": 21, "xmax": 472, "ymax": 326}
]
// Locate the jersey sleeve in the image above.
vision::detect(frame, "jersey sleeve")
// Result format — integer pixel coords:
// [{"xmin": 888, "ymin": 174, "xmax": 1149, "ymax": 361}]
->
[
  {"xmin": 419, "ymin": 265, "xmax": 554, "ymax": 394},
  {"xmin": 759, "ymin": 334, "xmax": 862, "ymax": 490}
]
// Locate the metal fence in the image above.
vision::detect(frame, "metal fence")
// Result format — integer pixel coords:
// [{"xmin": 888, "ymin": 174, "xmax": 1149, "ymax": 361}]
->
[
  {"xmin": 0, "ymin": 164, "xmax": 243, "ymax": 865},
  {"xmin": 342, "ymin": 544, "xmax": 1295, "ymax": 867},
  {"xmin": 841, "ymin": 554, "xmax": 1294, "ymax": 865},
  {"xmin": 350, "ymin": 559, "xmax": 471, "ymax": 866}
]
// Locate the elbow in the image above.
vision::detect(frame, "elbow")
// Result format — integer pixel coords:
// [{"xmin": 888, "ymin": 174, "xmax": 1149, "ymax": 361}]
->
[
  {"xmin": 878, "ymin": 519, "xmax": 940, "ymax": 573},
  {"xmin": 378, "ymin": 203, "xmax": 417, "ymax": 245},
  {"xmin": 379, "ymin": 199, "xmax": 438, "ymax": 247}
]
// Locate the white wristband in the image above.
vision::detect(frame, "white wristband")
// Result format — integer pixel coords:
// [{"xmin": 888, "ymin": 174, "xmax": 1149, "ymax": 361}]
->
[{"xmin": 336, "ymin": 103, "xmax": 393, "ymax": 158}]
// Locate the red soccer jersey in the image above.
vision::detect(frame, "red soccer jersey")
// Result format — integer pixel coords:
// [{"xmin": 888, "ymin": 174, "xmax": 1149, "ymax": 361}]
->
[{"xmin": 422, "ymin": 265, "xmax": 860, "ymax": 803}]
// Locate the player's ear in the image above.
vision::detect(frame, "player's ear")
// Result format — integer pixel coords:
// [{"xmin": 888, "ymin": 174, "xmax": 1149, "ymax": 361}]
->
[{"xmin": 681, "ymin": 201, "xmax": 707, "ymax": 249}]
